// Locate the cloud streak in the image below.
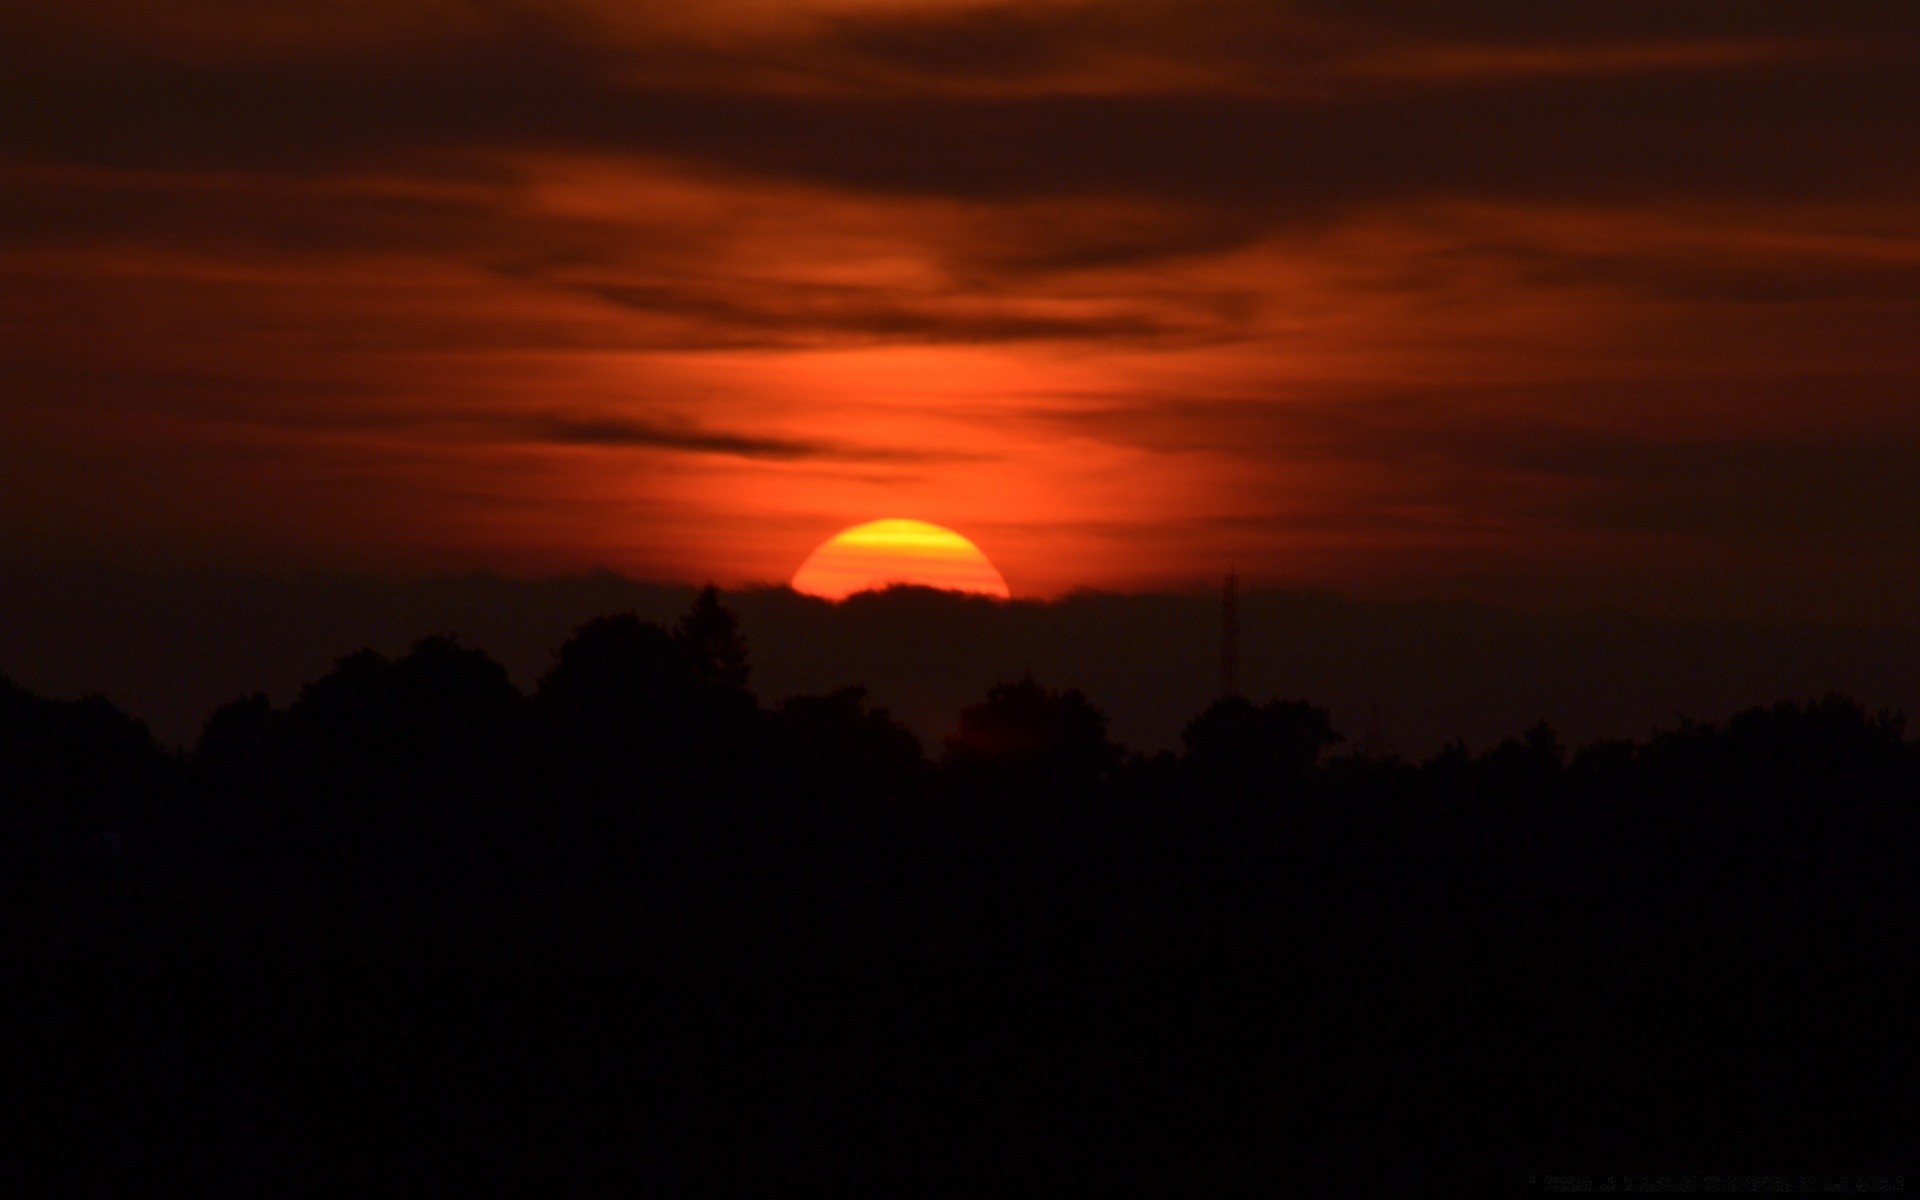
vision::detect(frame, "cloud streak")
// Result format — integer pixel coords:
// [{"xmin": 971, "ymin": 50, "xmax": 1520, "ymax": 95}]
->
[{"xmin": 529, "ymin": 414, "xmax": 975, "ymax": 463}]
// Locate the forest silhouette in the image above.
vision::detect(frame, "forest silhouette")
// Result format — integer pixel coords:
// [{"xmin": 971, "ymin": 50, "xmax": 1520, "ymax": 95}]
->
[{"xmin": 7, "ymin": 588, "xmax": 1914, "ymax": 1187}]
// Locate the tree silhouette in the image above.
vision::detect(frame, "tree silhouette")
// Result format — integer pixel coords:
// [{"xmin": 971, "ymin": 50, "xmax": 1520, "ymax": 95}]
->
[
  {"xmin": 527, "ymin": 597, "xmax": 768, "ymax": 886},
  {"xmin": 678, "ymin": 583, "xmax": 751, "ymax": 696},
  {"xmin": 222, "ymin": 637, "xmax": 529, "ymax": 887},
  {"xmin": 776, "ymin": 685, "xmax": 925, "ymax": 799},
  {"xmin": 1, "ymin": 675, "xmax": 165, "ymax": 890},
  {"xmin": 943, "ymin": 676, "xmax": 1120, "ymax": 792},
  {"xmin": 536, "ymin": 613, "xmax": 696, "ymax": 722},
  {"xmin": 1180, "ymin": 695, "xmax": 1342, "ymax": 797},
  {"xmin": 1476, "ymin": 720, "xmax": 1565, "ymax": 800}
]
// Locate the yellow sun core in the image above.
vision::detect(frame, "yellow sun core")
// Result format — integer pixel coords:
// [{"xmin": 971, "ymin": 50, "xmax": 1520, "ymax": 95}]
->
[{"xmin": 790, "ymin": 519, "xmax": 1011, "ymax": 601}]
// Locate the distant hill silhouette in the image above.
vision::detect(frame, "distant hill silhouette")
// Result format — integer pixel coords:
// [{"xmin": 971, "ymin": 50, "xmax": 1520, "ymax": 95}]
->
[{"xmin": 8, "ymin": 564, "xmax": 1920, "ymax": 756}]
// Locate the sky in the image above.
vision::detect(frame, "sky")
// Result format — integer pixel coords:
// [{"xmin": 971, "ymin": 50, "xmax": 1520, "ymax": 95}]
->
[{"xmin": 4, "ymin": 1, "xmax": 1919, "ymax": 622}]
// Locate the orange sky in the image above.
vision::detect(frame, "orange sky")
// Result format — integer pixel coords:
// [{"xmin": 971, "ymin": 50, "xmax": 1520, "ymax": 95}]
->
[{"xmin": 4, "ymin": 1, "xmax": 1920, "ymax": 621}]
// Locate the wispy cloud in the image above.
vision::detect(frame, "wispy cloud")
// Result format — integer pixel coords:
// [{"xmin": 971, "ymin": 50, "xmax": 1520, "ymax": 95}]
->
[{"xmin": 528, "ymin": 414, "xmax": 978, "ymax": 463}]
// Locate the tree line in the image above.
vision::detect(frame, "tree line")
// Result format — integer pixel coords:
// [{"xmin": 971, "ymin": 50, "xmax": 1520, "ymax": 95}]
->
[{"xmin": 7, "ymin": 588, "xmax": 1916, "ymax": 1187}]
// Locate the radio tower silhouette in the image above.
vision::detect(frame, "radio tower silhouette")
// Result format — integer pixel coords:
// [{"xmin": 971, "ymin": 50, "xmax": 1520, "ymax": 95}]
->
[{"xmin": 1221, "ymin": 569, "xmax": 1240, "ymax": 698}]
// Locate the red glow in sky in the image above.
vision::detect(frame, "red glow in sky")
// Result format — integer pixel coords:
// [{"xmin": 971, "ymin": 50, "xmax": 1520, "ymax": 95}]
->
[{"xmin": 4, "ymin": 2, "xmax": 1920, "ymax": 621}]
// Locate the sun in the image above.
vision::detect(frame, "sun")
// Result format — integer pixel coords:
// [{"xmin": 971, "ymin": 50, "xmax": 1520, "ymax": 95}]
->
[{"xmin": 791, "ymin": 519, "xmax": 1011, "ymax": 601}]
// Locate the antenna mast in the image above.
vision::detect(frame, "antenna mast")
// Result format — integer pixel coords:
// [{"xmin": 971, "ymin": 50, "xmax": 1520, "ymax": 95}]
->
[{"xmin": 1221, "ymin": 569, "xmax": 1240, "ymax": 698}]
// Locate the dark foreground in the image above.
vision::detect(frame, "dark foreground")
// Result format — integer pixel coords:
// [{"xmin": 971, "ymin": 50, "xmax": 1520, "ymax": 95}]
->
[{"xmin": 8, "ymin": 593, "xmax": 1915, "ymax": 1188}]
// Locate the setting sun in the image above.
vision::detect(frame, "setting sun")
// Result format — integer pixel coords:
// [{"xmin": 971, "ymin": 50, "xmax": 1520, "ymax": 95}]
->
[{"xmin": 790, "ymin": 519, "xmax": 1011, "ymax": 601}]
